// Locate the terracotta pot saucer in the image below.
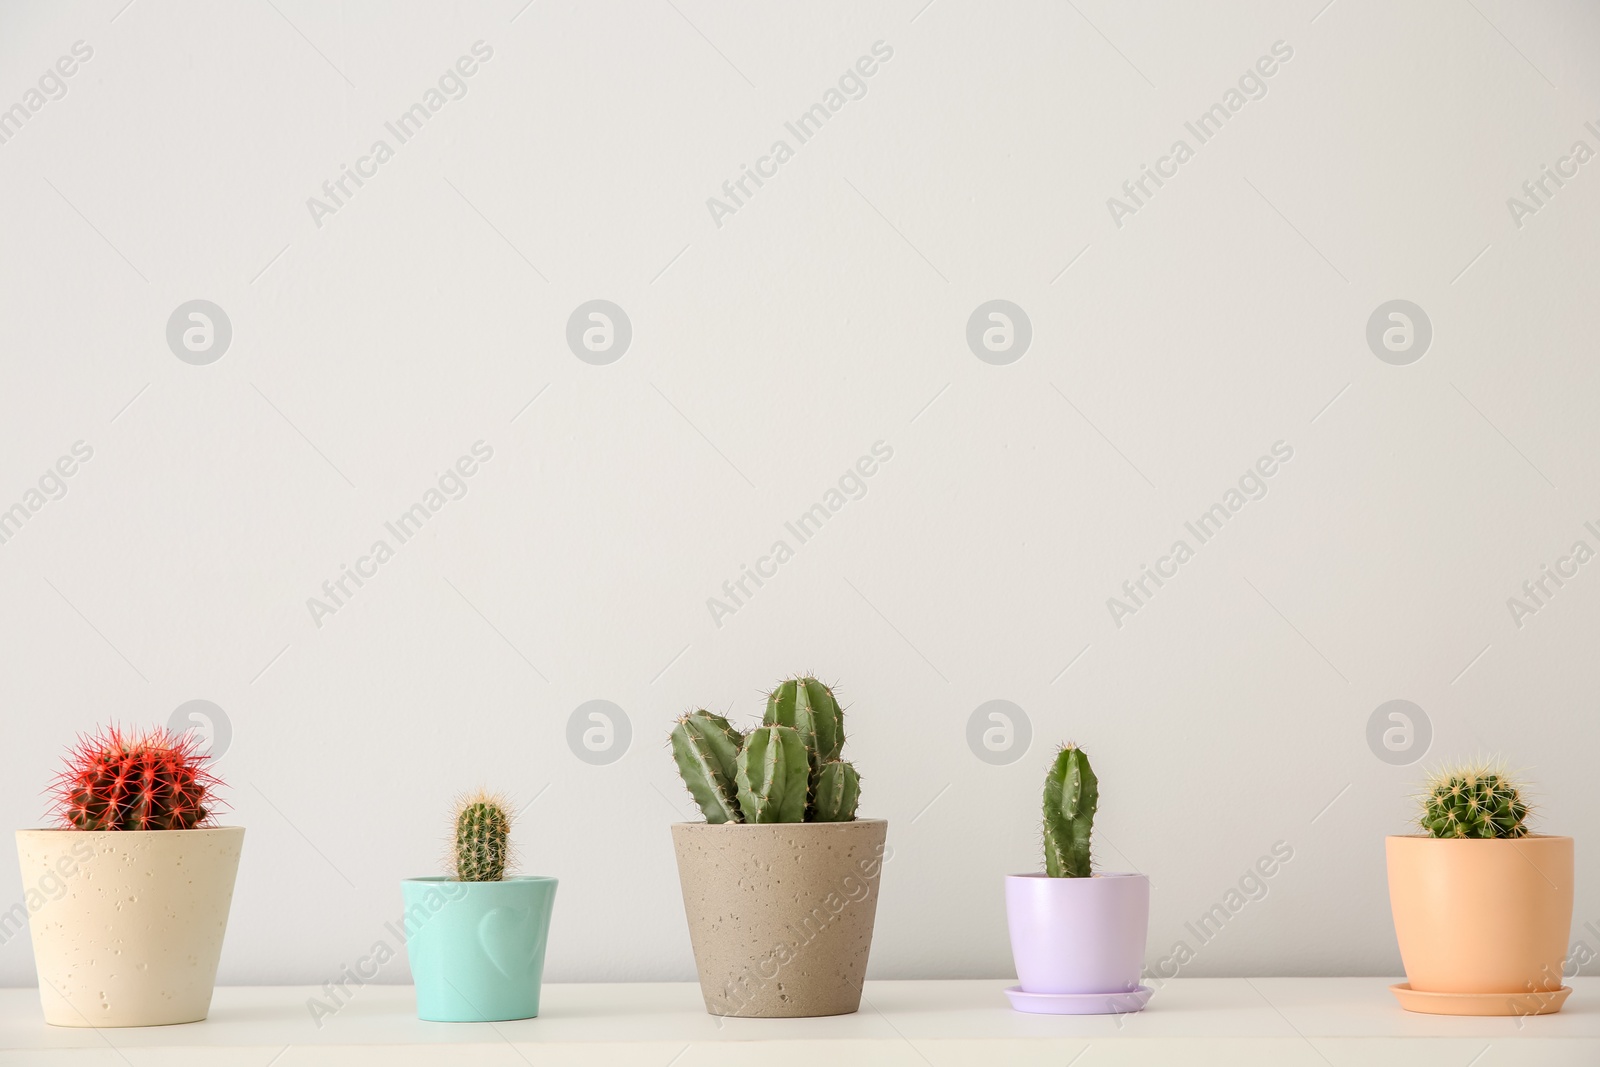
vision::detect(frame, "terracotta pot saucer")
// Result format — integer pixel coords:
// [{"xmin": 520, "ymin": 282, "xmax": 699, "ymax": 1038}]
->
[{"xmin": 1389, "ymin": 982, "xmax": 1571, "ymax": 1016}]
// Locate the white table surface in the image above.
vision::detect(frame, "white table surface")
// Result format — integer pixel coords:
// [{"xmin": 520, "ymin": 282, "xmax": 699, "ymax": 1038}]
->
[{"xmin": 1, "ymin": 978, "xmax": 1596, "ymax": 1065}]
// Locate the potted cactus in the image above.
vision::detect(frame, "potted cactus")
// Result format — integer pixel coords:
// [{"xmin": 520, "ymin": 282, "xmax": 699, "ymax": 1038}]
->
[
  {"xmin": 1387, "ymin": 764, "xmax": 1573, "ymax": 1016},
  {"xmin": 401, "ymin": 791, "xmax": 557, "ymax": 1022},
  {"xmin": 14, "ymin": 725, "xmax": 243, "ymax": 1026},
  {"xmin": 668, "ymin": 676, "xmax": 887, "ymax": 1018},
  {"xmin": 1003, "ymin": 744, "xmax": 1151, "ymax": 1015}
]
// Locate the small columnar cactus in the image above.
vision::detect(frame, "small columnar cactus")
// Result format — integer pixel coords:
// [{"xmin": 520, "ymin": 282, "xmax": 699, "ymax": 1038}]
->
[
  {"xmin": 1043, "ymin": 743, "xmax": 1097, "ymax": 878},
  {"xmin": 735, "ymin": 724, "xmax": 809, "ymax": 823},
  {"xmin": 454, "ymin": 791, "xmax": 512, "ymax": 881},
  {"xmin": 811, "ymin": 760, "xmax": 861, "ymax": 823},
  {"xmin": 1419, "ymin": 766, "xmax": 1530, "ymax": 839},
  {"xmin": 669, "ymin": 710, "xmax": 744, "ymax": 824},
  {"xmin": 764, "ymin": 677, "xmax": 844, "ymax": 772},
  {"xmin": 669, "ymin": 675, "xmax": 862, "ymax": 824},
  {"xmin": 51, "ymin": 725, "xmax": 221, "ymax": 831}
]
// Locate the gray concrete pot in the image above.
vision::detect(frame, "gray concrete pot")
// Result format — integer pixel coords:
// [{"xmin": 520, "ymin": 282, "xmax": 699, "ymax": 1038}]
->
[{"xmin": 670, "ymin": 819, "xmax": 888, "ymax": 1018}]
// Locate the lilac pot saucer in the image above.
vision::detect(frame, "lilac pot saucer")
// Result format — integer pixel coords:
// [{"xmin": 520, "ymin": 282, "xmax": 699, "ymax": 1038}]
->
[{"xmin": 1003, "ymin": 984, "xmax": 1153, "ymax": 1015}]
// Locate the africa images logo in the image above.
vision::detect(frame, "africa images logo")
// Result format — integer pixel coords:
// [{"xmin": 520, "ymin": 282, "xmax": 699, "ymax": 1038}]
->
[
  {"xmin": 1105, "ymin": 40, "xmax": 1293, "ymax": 229},
  {"xmin": 705, "ymin": 41, "xmax": 894, "ymax": 229},
  {"xmin": 304, "ymin": 42, "xmax": 494, "ymax": 229},
  {"xmin": 305, "ymin": 442, "xmax": 494, "ymax": 628}
]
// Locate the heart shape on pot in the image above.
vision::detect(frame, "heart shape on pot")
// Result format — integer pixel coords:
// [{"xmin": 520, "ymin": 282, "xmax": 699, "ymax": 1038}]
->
[{"xmin": 477, "ymin": 905, "xmax": 537, "ymax": 980}]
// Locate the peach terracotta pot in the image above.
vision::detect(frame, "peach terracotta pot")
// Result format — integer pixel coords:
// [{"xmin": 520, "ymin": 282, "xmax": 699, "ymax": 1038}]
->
[{"xmin": 1386, "ymin": 834, "xmax": 1573, "ymax": 1016}]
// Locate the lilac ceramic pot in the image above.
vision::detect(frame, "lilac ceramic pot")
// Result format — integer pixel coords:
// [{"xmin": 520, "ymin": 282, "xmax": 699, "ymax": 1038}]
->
[{"xmin": 1006, "ymin": 873, "xmax": 1149, "ymax": 994}]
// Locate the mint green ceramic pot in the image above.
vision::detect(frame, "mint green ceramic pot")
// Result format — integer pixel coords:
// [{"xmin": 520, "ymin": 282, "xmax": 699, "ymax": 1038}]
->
[{"xmin": 400, "ymin": 875, "xmax": 558, "ymax": 1022}]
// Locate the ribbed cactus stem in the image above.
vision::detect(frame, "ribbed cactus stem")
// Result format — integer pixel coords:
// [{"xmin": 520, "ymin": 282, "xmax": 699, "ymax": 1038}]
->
[
  {"xmin": 454, "ymin": 792, "xmax": 511, "ymax": 881},
  {"xmin": 667, "ymin": 674, "xmax": 867, "ymax": 825},
  {"xmin": 52, "ymin": 726, "xmax": 220, "ymax": 831},
  {"xmin": 670, "ymin": 711, "xmax": 745, "ymax": 824},
  {"xmin": 764, "ymin": 677, "xmax": 844, "ymax": 772},
  {"xmin": 811, "ymin": 760, "xmax": 860, "ymax": 822},
  {"xmin": 735, "ymin": 724, "xmax": 809, "ymax": 823},
  {"xmin": 1420, "ymin": 766, "xmax": 1530, "ymax": 839},
  {"xmin": 1043, "ymin": 743, "xmax": 1097, "ymax": 878}
]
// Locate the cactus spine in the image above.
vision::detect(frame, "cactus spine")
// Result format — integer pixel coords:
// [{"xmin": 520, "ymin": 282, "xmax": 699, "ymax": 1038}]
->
[
  {"xmin": 454, "ymin": 791, "xmax": 511, "ymax": 881},
  {"xmin": 671, "ymin": 675, "xmax": 862, "ymax": 824},
  {"xmin": 1420, "ymin": 765, "xmax": 1530, "ymax": 839},
  {"xmin": 735, "ymin": 724, "xmax": 809, "ymax": 823},
  {"xmin": 1043, "ymin": 743, "xmax": 1097, "ymax": 878},
  {"xmin": 811, "ymin": 760, "xmax": 861, "ymax": 822},
  {"xmin": 670, "ymin": 711, "xmax": 745, "ymax": 823}
]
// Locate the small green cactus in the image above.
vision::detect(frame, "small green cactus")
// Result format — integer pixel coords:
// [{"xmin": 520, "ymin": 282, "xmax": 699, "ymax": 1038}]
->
[
  {"xmin": 735, "ymin": 724, "xmax": 809, "ymax": 823},
  {"xmin": 811, "ymin": 760, "xmax": 860, "ymax": 822},
  {"xmin": 670, "ymin": 710, "xmax": 745, "ymax": 824},
  {"xmin": 1042, "ymin": 743, "xmax": 1097, "ymax": 878},
  {"xmin": 1419, "ymin": 765, "xmax": 1531, "ymax": 839},
  {"xmin": 764, "ymin": 677, "xmax": 844, "ymax": 771},
  {"xmin": 669, "ymin": 675, "xmax": 862, "ymax": 824},
  {"xmin": 453, "ymin": 791, "xmax": 511, "ymax": 881}
]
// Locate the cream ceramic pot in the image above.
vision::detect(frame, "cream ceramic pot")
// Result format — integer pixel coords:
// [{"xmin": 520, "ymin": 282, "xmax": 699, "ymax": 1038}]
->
[{"xmin": 15, "ymin": 827, "xmax": 244, "ymax": 1026}]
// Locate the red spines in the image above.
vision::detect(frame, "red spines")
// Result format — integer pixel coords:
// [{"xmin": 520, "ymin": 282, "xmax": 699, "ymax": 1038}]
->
[{"xmin": 49, "ymin": 725, "xmax": 223, "ymax": 831}]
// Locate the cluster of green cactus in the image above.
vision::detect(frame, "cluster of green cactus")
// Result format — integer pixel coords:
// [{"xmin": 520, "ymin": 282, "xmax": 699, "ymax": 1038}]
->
[
  {"xmin": 1419, "ymin": 766, "xmax": 1530, "ymax": 839},
  {"xmin": 453, "ymin": 791, "xmax": 512, "ymax": 881},
  {"xmin": 1042, "ymin": 743, "xmax": 1097, "ymax": 878},
  {"xmin": 670, "ymin": 676, "xmax": 861, "ymax": 823}
]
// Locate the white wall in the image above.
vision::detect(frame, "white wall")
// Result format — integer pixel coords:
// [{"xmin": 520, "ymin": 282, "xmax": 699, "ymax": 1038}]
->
[{"xmin": 2, "ymin": 0, "xmax": 1599, "ymax": 989}]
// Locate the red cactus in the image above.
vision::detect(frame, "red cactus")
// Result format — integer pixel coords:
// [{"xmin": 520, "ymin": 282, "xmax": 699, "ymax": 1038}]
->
[{"xmin": 49, "ymin": 725, "xmax": 223, "ymax": 831}]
